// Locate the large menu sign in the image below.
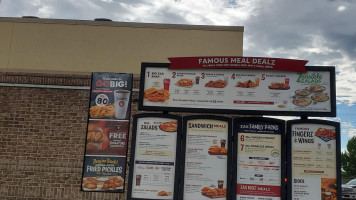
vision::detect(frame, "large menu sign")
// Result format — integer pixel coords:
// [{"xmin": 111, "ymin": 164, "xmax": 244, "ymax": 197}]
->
[
  {"xmin": 180, "ymin": 116, "xmax": 232, "ymax": 200},
  {"xmin": 82, "ymin": 72, "xmax": 133, "ymax": 193},
  {"xmin": 233, "ymin": 118, "xmax": 285, "ymax": 200},
  {"xmin": 287, "ymin": 120, "xmax": 341, "ymax": 200},
  {"xmin": 127, "ymin": 114, "xmax": 181, "ymax": 200},
  {"xmin": 139, "ymin": 62, "xmax": 336, "ymax": 117}
]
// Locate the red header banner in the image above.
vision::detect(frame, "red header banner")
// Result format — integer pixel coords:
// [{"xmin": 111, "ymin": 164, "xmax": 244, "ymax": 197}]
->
[
  {"xmin": 237, "ymin": 184, "xmax": 281, "ymax": 197},
  {"xmin": 168, "ymin": 57, "xmax": 308, "ymax": 72}
]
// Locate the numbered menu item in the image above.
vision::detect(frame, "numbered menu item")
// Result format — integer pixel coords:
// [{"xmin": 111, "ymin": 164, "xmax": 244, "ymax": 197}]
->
[
  {"xmin": 130, "ymin": 116, "xmax": 180, "ymax": 200},
  {"xmin": 235, "ymin": 119, "xmax": 284, "ymax": 200},
  {"xmin": 182, "ymin": 118, "xmax": 230, "ymax": 200},
  {"xmin": 140, "ymin": 64, "xmax": 335, "ymax": 116},
  {"xmin": 290, "ymin": 122, "xmax": 339, "ymax": 200}
]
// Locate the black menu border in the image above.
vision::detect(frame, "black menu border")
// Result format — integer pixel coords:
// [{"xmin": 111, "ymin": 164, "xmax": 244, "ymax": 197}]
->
[
  {"xmin": 179, "ymin": 115, "xmax": 233, "ymax": 200},
  {"xmin": 138, "ymin": 63, "xmax": 336, "ymax": 117},
  {"xmin": 127, "ymin": 113, "xmax": 182, "ymax": 200},
  {"xmin": 232, "ymin": 117, "xmax": 286, "ymax": 200},
  {"xmin": 286, "ymin": 119, "xmax": 341, "ymax": 200}
]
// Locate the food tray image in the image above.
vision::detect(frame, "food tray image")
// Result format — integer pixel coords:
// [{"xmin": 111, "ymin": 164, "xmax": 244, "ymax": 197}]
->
[
  {"xmin": 310, "ymin": 85, "xmax": 326, "ymax": 92},
  {"xmin": 202, "ymin": 194, "xmax": 226, "ymax": 199},
  {"xmin": 317, "ymin": 136, "xmax": 334, "ymax": 142},
  {"xmin": 175, "ymin": 78, "xmax": 194, "ymax": 88},
  {"xmin": 292, "ymin": 97, "xmax": 312, "ymax": 107}
]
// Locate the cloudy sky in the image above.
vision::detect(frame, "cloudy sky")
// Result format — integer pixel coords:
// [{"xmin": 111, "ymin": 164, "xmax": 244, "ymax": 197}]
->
[{"xmin": 1, "ymin": 0, "xmax": 355, "ymax": 150}]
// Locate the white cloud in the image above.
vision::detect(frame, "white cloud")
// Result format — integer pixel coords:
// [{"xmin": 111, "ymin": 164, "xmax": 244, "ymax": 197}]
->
[
  {"xmin": 342, "ymin": 121, "xmax": 354, "ymax": 128},
  {"xmin": 341, "ymin": 121, "xmax": 356, "ymax": 138},
  {"xmin": 37, "ymin": 5, "xmax": 53, "ymax": 18},
  {"xmin": 348, "ymin": 129, "xmax": 356, "ymax": 137},
  {"xmin": 338, "ymin": 5, "xmax": 346, "ymax": 12}
]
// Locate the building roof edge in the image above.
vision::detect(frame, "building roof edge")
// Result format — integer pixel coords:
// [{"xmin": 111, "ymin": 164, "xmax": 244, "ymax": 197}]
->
[{"xmin": 0, "ymin": 17, "xmax": 244, "ymax": 32}]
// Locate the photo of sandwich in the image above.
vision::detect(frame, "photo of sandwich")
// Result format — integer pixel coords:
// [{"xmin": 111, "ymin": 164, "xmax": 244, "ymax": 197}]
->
[
  {"xmin": 86, "ymin": 124, "xmax": 108, "ymax": 152},
  {"xmin": 157, "ymin": 191, "xmax": 169, "ymax": 196},
  {"xmin": 175, "ymin": 78, "xmax": 194, "ymax": 87}
]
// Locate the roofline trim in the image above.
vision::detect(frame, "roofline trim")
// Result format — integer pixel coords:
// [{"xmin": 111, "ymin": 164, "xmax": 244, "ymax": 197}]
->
[{"xmin": 0, "ymin": 17, "xmax": 244, "ymax": 32}]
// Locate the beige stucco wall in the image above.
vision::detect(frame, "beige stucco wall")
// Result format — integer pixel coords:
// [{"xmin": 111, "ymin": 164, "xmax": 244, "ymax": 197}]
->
[{"xmin": 0, "ymin": 18, "xmax": 243, "ymax": 74}]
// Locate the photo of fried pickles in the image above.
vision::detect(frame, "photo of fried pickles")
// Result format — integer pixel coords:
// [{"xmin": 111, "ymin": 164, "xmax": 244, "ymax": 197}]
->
[
  {"xmin": 144, "ymin": 88, "xmax": 170, "ymax": 102},
  {"xmin": 82, "ymin": 177, "xmax": 99, "ymax": 190},
  {"xmin": 90, "ymin": 104, "xmax": 115, "ymax": 118},
  {"xmin": 102, "ymin": 176, "xmax": 124, "ymax": 190},
  {"xmin": 82, "ymin": 176, "xmax": 124, "ymax": 191}
]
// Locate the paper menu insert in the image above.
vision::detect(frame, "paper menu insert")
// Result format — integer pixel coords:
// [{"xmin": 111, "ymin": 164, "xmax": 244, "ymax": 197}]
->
[
  {"xmin": 291, "ymin": 123, "xmax": 337, "ymax": 200},
  {"xmin": 131, "ymin": 117, "xmax": 178, "ymax": 199},
  {"xmin": 183, "ymin": 119, "xmax": 229, "ymax": 200}
]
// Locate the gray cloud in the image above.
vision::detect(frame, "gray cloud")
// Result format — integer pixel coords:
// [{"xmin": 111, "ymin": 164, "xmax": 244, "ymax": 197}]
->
[
  {"xmin": 1, "ymin": 0, "xmax": 356, "ymax": 105},
  {"xmin": 242, "ymin": 0, "xmax": 356, "ymax": 59}
]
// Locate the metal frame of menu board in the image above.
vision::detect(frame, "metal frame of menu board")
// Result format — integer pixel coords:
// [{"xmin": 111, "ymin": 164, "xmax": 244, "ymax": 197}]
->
[
  {"xmin": 179, "ymin": 115, "xmax": 233, "ymax": 200},
  {"xmin": 127, "ymin": 113, "xmax": 182, "ymax": 200},
  {"xmin": 287, "ymin": 119, "xmax": 341, "ymax": 200},
  {"xmin": 138, "ymin": 63, "xmax": 336, "ymax": 117},
  {"xmin": 232, "ymin": 117, "xmax": 286, "ymax": 200}
]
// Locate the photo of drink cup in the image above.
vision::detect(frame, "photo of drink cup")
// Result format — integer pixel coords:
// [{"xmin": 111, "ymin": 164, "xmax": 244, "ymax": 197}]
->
[
  {"xmin": 164, "ymin": 79, "xmax": 170, "ymax": 91},
  {"xmin": 114, "ymin": 90, "xmax": 131, "ymax": 119},
  {"xmin": 195, "ymin": 76, "xmax": 200, "ymax": 84},
  {"xmin": 218, "ymin": 180, "xmax": 224, "ymax": 189},
  {"xmin": 255, "ymin": 78, "xmax": 260, "ymax": 86},
  {"xmin": 220, "ymin": 139, "xmax": 226, "ymax": 148},
  {"xmin": 224, "ymin": 76, "xmax": 228, "ymax": 84},
  {"xmin": 136, "ymin": 175, "xmax": 142, "ymax": 186}
]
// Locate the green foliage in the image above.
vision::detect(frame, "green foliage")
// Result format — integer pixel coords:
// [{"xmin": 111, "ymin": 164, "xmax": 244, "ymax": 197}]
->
[{"xmin": 342, "ymin": 137, "xmax": 356, "ymax": 177}]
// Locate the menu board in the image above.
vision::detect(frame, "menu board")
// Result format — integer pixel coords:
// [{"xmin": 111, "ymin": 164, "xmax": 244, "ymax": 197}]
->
[
  {"xmin": 233, "ymin": 118, "xmax": 285, "ymax": 200},
  {"xmin": 139, "ymin": 64, "xmax": 336, "ymax": 117},
  {"xmin": 180, "ymin": 116, "xmax": 232, "ymax": 200},
  {"xmin": 127, "ymin": 114, "xmax": 181, "ymax": 200},
  {"xmin": 287, "ymin": 120, "xmax": 341, "ymax": 200},
  {"xmin": 82, "ymin": 72, "xmax": 133, "ymax": 193}
]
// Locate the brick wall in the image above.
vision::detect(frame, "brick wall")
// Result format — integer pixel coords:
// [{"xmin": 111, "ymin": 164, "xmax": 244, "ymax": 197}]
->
[
  {"xmin": 0, "ymin": 70, "xmax": 244, "ymax": 200},
  {"xmin": 0, "ymin": 71, "xmax": 142, "ymax": 200}
]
